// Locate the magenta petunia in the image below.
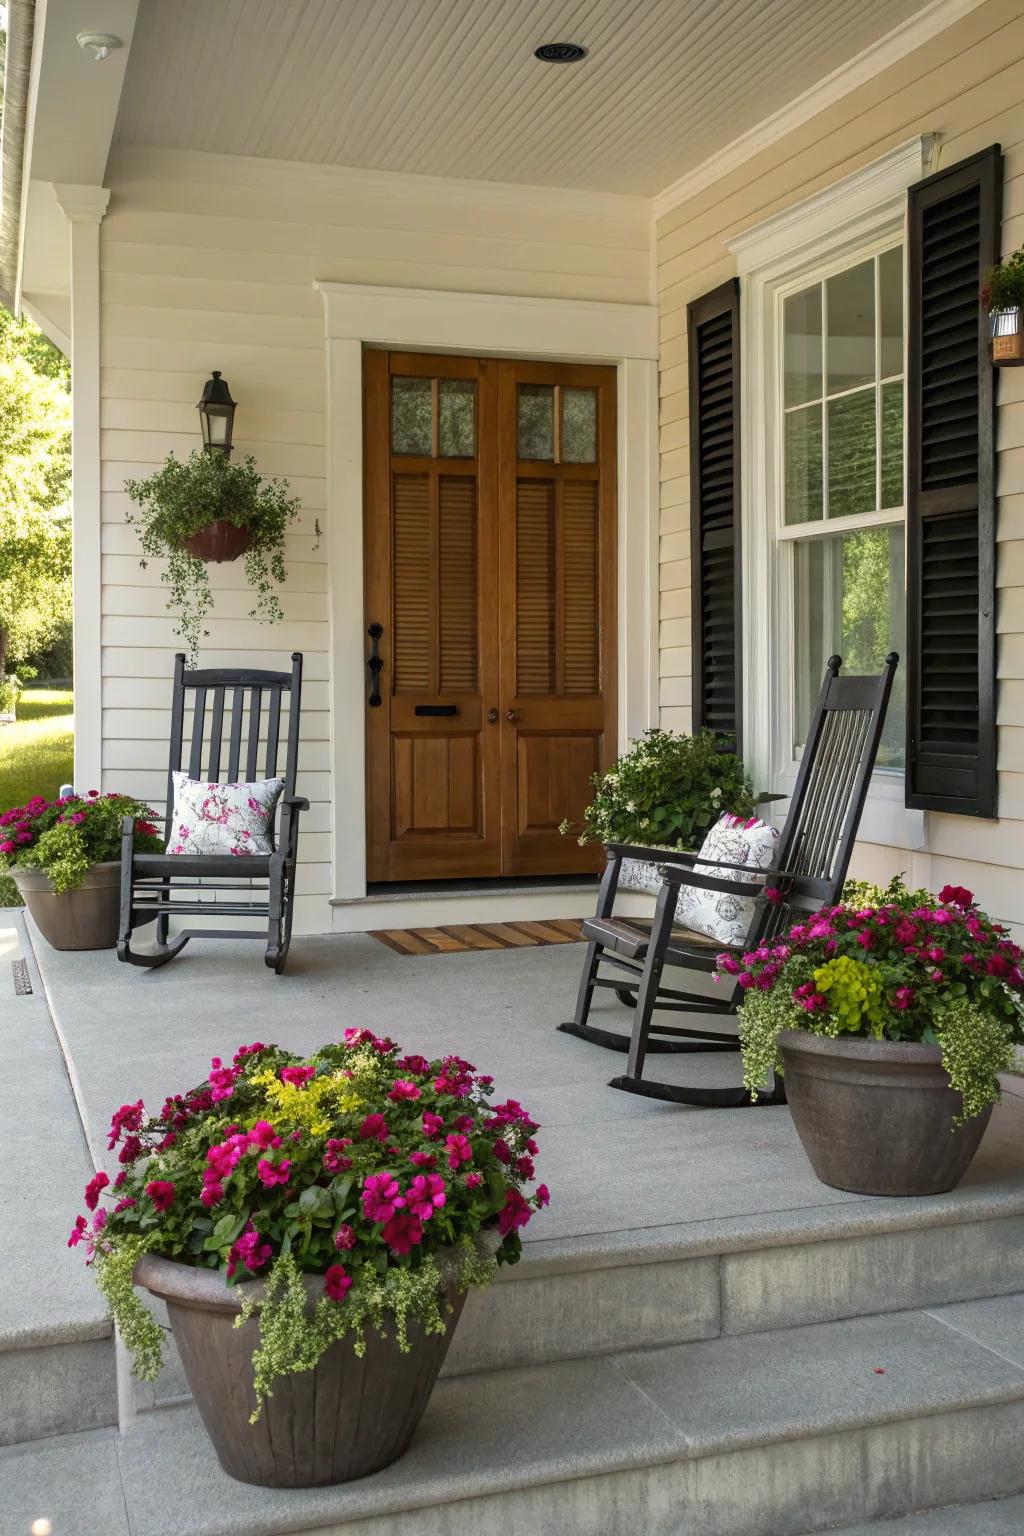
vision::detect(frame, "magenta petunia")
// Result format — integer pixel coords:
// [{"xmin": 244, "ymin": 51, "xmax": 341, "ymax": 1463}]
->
[
  {"xmin": 257, "ymin": 1157, "xmax": 291, "ymax": 1189},
  {"xmin": 445, "ymin": 1132, "xmax": 473, "ymax": 1170},
  {"xmin": 361, "ymin": 1170, "xmax": 404, "ymax": 1224},
  {"xmin": 498, "ymin": 1189, "xmax": 533, "ymax": 1237},
  {"xmin": 535, "ymin": 1183, "xmax": 551, "ymax": 1208},
  {"xmin": 388, "ymin": 1079, "xmax": 421, "ymax": 1102},
  {"xmin": 405, "ymin": 1172, "xmax": 447, "ymax": 1221},
  {"xmin": 422, "ymin": 1111, "xmax": 444, "ymax": 1140},
  {"xmin": 279, "ymin": 1065, "xmax": 315, "ymax": 1088},
  {"xmin": 381, "ymin": 1211, "xmax": 424, "ymax": 1254},
  {"xmin": 67, "ymin": 1214, "xmax": 89, "ymax": 1248},
  {"xmin": 145, "ymin": 1179, "xmax": 176, "ymax": 1212},
  {"xmin": 358, "ymin": 1112, "xmax": 390, "ymax": 1142},
  {"xmin": 84, "ymin": 1170, "xmax": 110, "ymax": 1211},
  {"xmin": 334, "ymin": 1224, "xmax": 356, "ymax": 1251},
  {"xmin": 324, "ymin": 1264, "xmax": 353, "ymax": 1301}
]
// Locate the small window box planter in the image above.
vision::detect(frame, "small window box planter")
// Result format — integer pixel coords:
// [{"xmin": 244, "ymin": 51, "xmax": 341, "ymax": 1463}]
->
[
  {"xmin": 981, "ymin": 248, "xmax": 1024, "ymax": 367},
  {"xmin": 991, "ymin": 306, "xmax": 1024, "ymax": 366}
]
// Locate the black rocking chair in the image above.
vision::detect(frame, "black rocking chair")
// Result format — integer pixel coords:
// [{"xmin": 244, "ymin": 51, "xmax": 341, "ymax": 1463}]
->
[
  {"xmin": 558, "ymin": 652, "xmax": 898, "ymax": 1107},
  {"xmin": 117, "ymin": 653, "xmax": 308, "ymax": 974}
]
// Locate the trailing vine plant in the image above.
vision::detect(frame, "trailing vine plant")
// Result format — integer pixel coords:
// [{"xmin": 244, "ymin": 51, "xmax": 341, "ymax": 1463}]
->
[{"xmin": 124, "ymin": 450, "xmax": 301, "ymax": 662}]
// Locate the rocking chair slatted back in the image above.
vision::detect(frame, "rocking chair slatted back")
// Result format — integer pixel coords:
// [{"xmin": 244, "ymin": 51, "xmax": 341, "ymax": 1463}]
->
[
  {"xmin": 752, "ymin": 653, "xmax": 898, "ymax": 943},
  {"xmin": 166, "ymin": 653, "xmax": 303, "ymax": 828}
]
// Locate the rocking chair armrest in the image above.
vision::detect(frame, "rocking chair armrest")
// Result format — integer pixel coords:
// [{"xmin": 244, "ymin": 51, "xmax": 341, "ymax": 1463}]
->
[
  {"xmin": 281, "ymin": 795, "xmax": 310, "ymax": 812},
  {"xmin": 657, "ymin": 867, "xmax": 767, "ymax": 899},
  {"xmin": 607, "ymin": 841, "xmax": 797, "ymax": 885},
  {"xmin": 604, "ymin": 841, "xmax": 699, "ymax": 867}
]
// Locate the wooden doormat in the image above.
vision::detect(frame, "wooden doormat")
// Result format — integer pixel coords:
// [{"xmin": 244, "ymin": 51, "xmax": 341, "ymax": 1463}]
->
[{"xmin": 370, "ymin": 919, "xmax": 584, "ymax": 956}]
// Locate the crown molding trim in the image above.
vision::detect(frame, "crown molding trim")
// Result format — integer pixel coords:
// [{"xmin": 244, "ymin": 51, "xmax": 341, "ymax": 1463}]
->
[{"xmin": 652, "ymin": 0, "xmax": 986, "ymax": 223}]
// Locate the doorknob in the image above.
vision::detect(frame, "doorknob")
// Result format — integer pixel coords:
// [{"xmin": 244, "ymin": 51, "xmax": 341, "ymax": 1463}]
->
[
  {"xmin": 506, "ymin": 709, "xmax": 518, "ymax": 723},
  {"xmin": 487, "ymin": 708, "xmax": 498, "ymax": 724}
]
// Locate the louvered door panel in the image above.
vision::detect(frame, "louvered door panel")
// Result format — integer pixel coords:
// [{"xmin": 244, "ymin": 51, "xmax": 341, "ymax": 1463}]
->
[
  {"xmin": 515, "ymin": 480, "xmax": 556, "ymax": 695},
  {"xmin": 688, "ymin": 280, "xmax": 741, "ymax": 748},
  {"xmin": 907, "ymin": 147, "xmax": 1001, "ymax": 817},
  {"xmin": 439, "ymin": 475, "xmax": 478, "ymax": 693},
  {"xmin": 563, "ymin": 480, "xmax": 599, "ymax": 695},
  {"xmin": 392, "ymin": 475, "xmax": 433, "ymax": 693}
]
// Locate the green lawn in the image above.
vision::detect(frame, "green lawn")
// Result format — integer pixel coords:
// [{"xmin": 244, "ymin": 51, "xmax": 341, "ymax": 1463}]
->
[{"xmin": 0, "ymin": 689, "xmax": 74, "ymax": 906}]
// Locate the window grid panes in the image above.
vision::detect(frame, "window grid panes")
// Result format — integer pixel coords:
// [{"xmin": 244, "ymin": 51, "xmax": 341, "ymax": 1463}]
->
[{"xmin": 780, "ymin": 243, "xmax": 906, "ymax": 768}]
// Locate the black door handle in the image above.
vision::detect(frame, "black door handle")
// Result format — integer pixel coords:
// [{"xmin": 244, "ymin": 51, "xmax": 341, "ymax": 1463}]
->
[{"xmin": 367, "ymin": 623, "xmax": 383, "ymax": 707}]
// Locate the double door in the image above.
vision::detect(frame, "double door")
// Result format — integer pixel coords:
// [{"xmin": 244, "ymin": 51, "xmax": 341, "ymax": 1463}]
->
[{"xmin": 364, "ymin": 349, "xmax": 616, "ymax": 881}]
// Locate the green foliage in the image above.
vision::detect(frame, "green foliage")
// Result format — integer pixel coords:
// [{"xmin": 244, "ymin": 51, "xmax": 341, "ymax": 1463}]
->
[
  {"xmin": 813, "ymin": 954, "xmax": 887, "ymax": 1037},
  {"xmin": 0, "ymin": 307, "xmax": 72, "ymax": 674},
  {"xmin": 0, "ymin": 790, "xmax": 161, "ymax": 892},
  {"xmin": 564, "ymin": 728, "xmax": 754, "ymax": 850},
  {"xmin": 0, "ymin": 673, "xmax": 21, "ymax": 715},
  {"xmin": 981, "ymin": 247, "xmax": 1024, "ymax": 312},
  {"xmin": 124, "ymin": 450, "xmax": 302, "ymax": 662},
  {"xmin": 939, "ymin": 997, "xmax": 1016, "ymax": 1125},
  {"xmin": 93, "ymin": 1238, "xmax": 165, "ymax": 1383}
]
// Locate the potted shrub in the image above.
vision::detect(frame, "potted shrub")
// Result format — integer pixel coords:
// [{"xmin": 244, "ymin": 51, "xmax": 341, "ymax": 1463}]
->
[
  {"xmin": 562, "ymin": 727, "xmax": 755, "ymax": 897},
  {"xmin": 0, "ymin": 790, "xmax": 161, "ymax": 949},
  {"xmin": 124, "ymin": 450, "xmax": 301, "ymax": 662},
  {"xmin": 70, "ymin": 1030, "xmax": 548, "ymax": 1488},
  {"xmin": 981, "ymin": 247, "xmax": 1024, "ymax": 365},
  {"xmin": 722, "ymin": 877, "xmax": 1024, "ymax": 1196}
]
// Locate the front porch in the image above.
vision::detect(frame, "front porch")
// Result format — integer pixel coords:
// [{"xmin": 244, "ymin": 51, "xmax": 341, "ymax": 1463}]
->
[{"xmin": 7, "ymin": 913, "xmax": 1024, "ymax": 1535}]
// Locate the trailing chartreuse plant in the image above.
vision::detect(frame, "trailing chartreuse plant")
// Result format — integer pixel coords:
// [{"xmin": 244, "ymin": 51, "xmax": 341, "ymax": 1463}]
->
[
  {"xmin": 0, "ymin": 790, "xmax": 161, "ymax": 891},
  {"xmin": 718, "ymin": 876, "xmax": 1024, "ymax": 1124},
  {"xmin": 562, "ymin": 728, "xmax": 754, "ymax": 850},
  {"xmin": 981, "ymin": 246, "xmax": 1024, "ymax": 313},
  {"xmin": 124, "ymin": 450, "xmax": 301, "ymax": 662},
  {"xmin": 70, "ymin": 1031, "xmax": 548, "ymax": 1418}
]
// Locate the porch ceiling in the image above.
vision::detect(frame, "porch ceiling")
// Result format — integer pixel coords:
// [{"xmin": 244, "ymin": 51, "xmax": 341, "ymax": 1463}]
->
[{"xmin": 114, "ymin": 0, "xmax": 938, "ymax": 197}]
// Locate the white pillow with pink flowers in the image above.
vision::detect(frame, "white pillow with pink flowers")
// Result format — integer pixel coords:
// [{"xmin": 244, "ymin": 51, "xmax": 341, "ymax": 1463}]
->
[
  {"xmin": 165, "ymin": 771, "xmax": 284, "ymax": 857},
  {"xmin": 673, "ymin": 812, "xmax": 780, "ymax": 945}
]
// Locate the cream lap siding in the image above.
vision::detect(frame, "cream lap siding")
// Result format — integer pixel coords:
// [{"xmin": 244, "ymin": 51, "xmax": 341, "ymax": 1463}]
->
[
  {"xmin": 655, "ymin": 0, "xmax": 1024, "ymax": 930},
  {"xmin": 99, "ymin": 145, "xmax": 651, "ymax": 934}
]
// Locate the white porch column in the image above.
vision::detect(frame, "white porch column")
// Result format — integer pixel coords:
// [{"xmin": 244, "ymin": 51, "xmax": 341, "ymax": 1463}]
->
[{"xmin": 54, "ymin": 184, "xmax": 110, "ymax": 794}]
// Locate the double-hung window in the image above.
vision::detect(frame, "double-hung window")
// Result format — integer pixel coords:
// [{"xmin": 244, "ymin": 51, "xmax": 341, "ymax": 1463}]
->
[{"xmin": 779, "ymin": 242, "xmax": 906, "ymax": 771}]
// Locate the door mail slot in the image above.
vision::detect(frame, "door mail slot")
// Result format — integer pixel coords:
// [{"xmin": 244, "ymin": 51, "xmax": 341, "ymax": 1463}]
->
[{"xmin": 414, "ymin": 704, "xmax": 458, "ymax": 717}]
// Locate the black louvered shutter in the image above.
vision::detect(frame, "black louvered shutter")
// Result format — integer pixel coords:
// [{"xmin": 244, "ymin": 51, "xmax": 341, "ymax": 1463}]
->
[
  {"xmin": 688, "ymin": 279, "xmax": 741, "ymax": 751},
  {"xmin": 906, "ymin": 146, "xmax": 1002, "ymax": 817}
]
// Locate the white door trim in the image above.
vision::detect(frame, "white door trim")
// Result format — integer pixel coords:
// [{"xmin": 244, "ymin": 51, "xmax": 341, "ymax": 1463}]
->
[{"xmin": 317, "ymin": 281, "xmax": 660, "ymax": 902}]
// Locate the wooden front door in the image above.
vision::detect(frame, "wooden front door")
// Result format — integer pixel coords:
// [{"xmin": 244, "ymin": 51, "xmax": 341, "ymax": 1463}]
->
[{"xmin": 364, "ymin": 349, "xmax": 615, "ymax": 882}]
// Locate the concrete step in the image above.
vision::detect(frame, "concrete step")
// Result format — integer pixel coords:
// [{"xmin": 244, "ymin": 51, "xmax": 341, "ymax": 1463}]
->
[
  {"xmin": 6, "ymin": 1295, "xmax": 1024, "ymax": 1536},
  {"xmin": 801, "ymin": 1493, "xmax": 1024, "ymax": 1533}
]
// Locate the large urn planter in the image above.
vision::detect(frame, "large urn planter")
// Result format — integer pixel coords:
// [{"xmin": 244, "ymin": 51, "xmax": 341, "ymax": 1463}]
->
[
  {"xmin": 13, "ymin": 860, "xmax": 121, "ymax": 950},
  {"xmin": 135, "ymin": 1253, "xmax": 466, "ymax": 1488},
  {"xmin": 181, "ymin": 519, "xmax": 253, "ymax": 563},
  {"xmin": 778, "ymin": 1030, "xmax": 992, "ymax": 1197}
]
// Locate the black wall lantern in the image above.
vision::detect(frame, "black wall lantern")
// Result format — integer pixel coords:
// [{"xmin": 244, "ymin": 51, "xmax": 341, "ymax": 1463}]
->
[{"xmin": 197, "ymin": 370, "xmax": 237, "ymax": 455}]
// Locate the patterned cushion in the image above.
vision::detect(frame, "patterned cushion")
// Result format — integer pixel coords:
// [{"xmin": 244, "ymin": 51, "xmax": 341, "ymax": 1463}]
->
[
  {"xmin": 166, "ymin": 771, "xmax": 284, "ymax": 857},
  {"xmin": 673, "ymin": 813, "xmax": 779, "ymax": 945}
]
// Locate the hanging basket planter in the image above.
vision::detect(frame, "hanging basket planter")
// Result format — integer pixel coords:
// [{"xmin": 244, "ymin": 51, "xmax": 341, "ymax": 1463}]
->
[
  {"xmin": 181, "ymin": 519, "xmax": 254, "ymax": 563},
  {"xmin": 991, "ymin": 306, "xmax": 1024, "ymax": 366}
]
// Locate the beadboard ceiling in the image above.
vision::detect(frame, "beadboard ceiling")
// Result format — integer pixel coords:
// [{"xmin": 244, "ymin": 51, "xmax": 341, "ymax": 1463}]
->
[{"xmin": 114, "ymin": 0, "xmax": 937, "ymax": 195}]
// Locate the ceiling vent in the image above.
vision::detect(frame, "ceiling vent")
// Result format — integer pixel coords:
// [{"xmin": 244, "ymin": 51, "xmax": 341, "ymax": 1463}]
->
[{"xmin": 534, "ymin": 42, "xmax": 588, "ymax": 63}]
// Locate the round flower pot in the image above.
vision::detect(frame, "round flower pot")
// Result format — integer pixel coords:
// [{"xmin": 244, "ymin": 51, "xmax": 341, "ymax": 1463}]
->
[
  {"xmin": 134, "ymin": 1253, "xmax": 466, "ymax": 1488},
  {"xmin": 778, "ymin": 1031, "xmax": 992, "ymax": 1197},
  {"xmin": 181, "ymin": 520, "xmax": 253, "ymax": 562},
  {"xmin": 12, "ymin": 860, "xmax": 121, "ymax": 950}
]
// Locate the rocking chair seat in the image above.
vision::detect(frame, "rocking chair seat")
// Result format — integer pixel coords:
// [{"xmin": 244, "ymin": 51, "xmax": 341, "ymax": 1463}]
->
[
  {"xmin": 581, "ymin": 915, "xmax": 735, "ymax": 964},
  {"xmin": 132, "ymin": 853, "xmax": 273, "ymax": 879}
]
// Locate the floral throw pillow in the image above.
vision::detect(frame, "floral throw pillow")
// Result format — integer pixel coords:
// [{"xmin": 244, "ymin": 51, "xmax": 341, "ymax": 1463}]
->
[
  {"xmin": 166, "ymin": 771, "xmax": 284, "ymax": 857},
  {"xmin": 673, "ymin": 813, "xmax": 780, "ymax": 946}
]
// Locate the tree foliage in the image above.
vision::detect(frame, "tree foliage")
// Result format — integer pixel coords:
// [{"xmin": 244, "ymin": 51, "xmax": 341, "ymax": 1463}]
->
[{"xmin": 0, "ymin": 306, "xmax": 72, "ymax": 675}]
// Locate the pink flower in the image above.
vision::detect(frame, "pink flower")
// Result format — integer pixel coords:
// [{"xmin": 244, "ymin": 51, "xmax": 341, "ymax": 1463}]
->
[
  {"xmin": 445, "ymin": 1132, "xmax": 473, "ymax": 1170},
  {"xmin": 492, "ymin": 1138, "xmax": 511, "ymax": 1166},
  {"xmin": 856, "ymin": 930, "xmax": 873, "ymax": 949},
  {"xmin": 381, "ymin": 1211, "xmax": 424, "ymax": 1254},
  {"xmin": 737, "ymin": 971, "xmax": 756, "ymax": 990},
  {"xmin": 324, "ymin": 1264, "xmax": 352, "ymax": 1301},
  {"xmin": 257, "ymin": 1158, "xmax": 291, "ymax": 1189},
  {"xmin": 145, "ymin": 1180, "xmax": 176, "ymax": 1212},
  {"xmin": 207, "ymin": 1057, "xmax": 239, "ymax": 1103},
  {"xmin": 118, "ymin": 1135, "xmax": 143, "ymax": 1166},
  {"xmin": 498, "ymin": 1189, "xmax": 533, "ymax": 1237},
  {"xmin": 465, "ymin": 1171, "xmax": 483, "ymax": 1189},
  {"xmin": 939, "ymin": 884, "xmax": 973, "ymax": 908},
  {"xmin": 68, "ymin": 1215, "xmax": 89, "ymax": 1248},
  {"xmin": 396, "ymin": 1054, "xmax": 430, "ymax": 1076},
  {"xmin": 113, "ymin": 1197, "xmax": 136, "ymax": 1214},
  {"xmin": 107, "ymin": 1100, "xmax": 144, "ymax": 1150},
  {"xmin": 535, "ymin": 1183, "xmax": 550, "ymax": 1208},
  {"xmin": 388, "ymin": 1079, "xmax": 421, "ymax": 1102},
  {"xmin": 516, "ymin": 1155, "xmax": 535, "ymax": 1179},
  {"xmin": 362, "ymin": 1171, "xmax": 404, "ymax": 1224},
  {"xmin": 409, "ymin": 1150, "xmax": 437, "ymax": 1169},
  {"xmin": 763, "ymin": 887, "xmax": 783, "ymax": 904},
  {"xmin": 406, "ymin": 1173, "xmax": 447, "ymax": 1221},
  {"xmin": 334, "ymin": 1224, "xmax": 356, "ymax": 1251},
  {"xmin": 893, "ymin": 986, "xmax": 916, "ymax": 1010},
  {"xmin": 247, "ymin": 1120, "xmax": 281, "ymax": 1151},
  {"xmin": 200, "ymin": 1182, "xmax": 223, "ymax": 1207},
  {"xmin": 279, "ymin": 1065, "xmax": 315, "ymax": 1088},
  {"xmin": 323, "ymin": 1137, "xmax": 353, "ymax": 1173},
  {"xmin": 84, "ymin": 1171, "xmax": 110, "ymax": 1211},
  {"xmin": 227, "ymin": 1223, "xmax": 272, "ymax": 1278},
  {"xmin": 422, "ymin": 1111, "xmax": 444, "ymax": 1140},
  {"xmin": 358, "ymin": 1113, "xmax": 390, "ymax": 1142}
]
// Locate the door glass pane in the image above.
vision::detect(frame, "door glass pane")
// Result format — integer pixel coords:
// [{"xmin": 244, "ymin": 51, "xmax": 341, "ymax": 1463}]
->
[
  {"xmin": 561, "ymin": 387, "xmax": 598, "ymax": 462},
  {"xmin": 392, "ymin": 377, "xmax": 433, "ymax": 456},
  {"xmin": 784, "ymin": 285, "xmax": 822, "ymax": 408},
  {"xmin": 517, "ymin": 384, "xmax": 555, "ymax": 460},
  {"xmin": 793, "ymin": 525, "xmax": 905, "ymax": 766},
  {"xmin": 879, "ymin": 246, "xmax": 904, "ymax": 379},
  {"xmin": 881, "ymin": 379, "xmax": 903, "ymax": 509},
  {"xmin": 438, "ymin": 378, "xmax": 475, "ymax": 458},
  {"xmin": 826, "ymin": 259, "xmax": 874, "ymax": 394},
  {"xmin": 827, "ymin": 389, "xmax": 876, "ymax": 518},
  {"xmin": 784, "ymin": 405, "xmax": 823, "ymax": 524}
]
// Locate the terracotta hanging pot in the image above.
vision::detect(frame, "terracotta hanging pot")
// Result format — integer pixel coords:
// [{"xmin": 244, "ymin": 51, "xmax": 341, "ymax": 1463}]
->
[
  {"xmin": 181, "ymin": 520, "xmax": 253, "ymax": 562},
  {"xmin": 778, "ymin": 1030, "xmax": 992, "ymax": 1197}
]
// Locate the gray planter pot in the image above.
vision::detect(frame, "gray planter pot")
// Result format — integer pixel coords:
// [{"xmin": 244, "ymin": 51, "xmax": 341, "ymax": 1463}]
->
[
  {"xmin": 12, "ymin": 860, "xmax": 121, "ymax": 950},
  {"xmin": 134, "ymin": 1252, "xmax": 466, "ymax": 1488},
  {"xmin": 778, "ymin": 1031, "xmax": 993, "ymax": 1197}
]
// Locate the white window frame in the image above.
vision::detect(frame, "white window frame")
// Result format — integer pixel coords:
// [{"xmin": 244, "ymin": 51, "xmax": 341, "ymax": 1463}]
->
[{"xmin": 727, "ymin": 136, "xmax": 936, "ymax": 852}]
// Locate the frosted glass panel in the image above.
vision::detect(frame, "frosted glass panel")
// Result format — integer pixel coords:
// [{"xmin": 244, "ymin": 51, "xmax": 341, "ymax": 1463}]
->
[
  {"xmin": 518, "ymin": 384, "xmax": 555, "ymax": 460},
  {"xmin": 392, "ymin": 377, "xmax": 432, "ymax": 456},
  {"xmin": 561, "ymin": 388, "xmax": 597, "ymax": 462},
  {"xmin": 439, "ymin": 379, "xmax": 475, "ymax": 458}
]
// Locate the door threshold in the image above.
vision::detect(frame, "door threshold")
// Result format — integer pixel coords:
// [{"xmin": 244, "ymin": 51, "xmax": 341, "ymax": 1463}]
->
[{"xmin": 333, "ymin": 875, "xmax": 599, "ymax": 907}]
